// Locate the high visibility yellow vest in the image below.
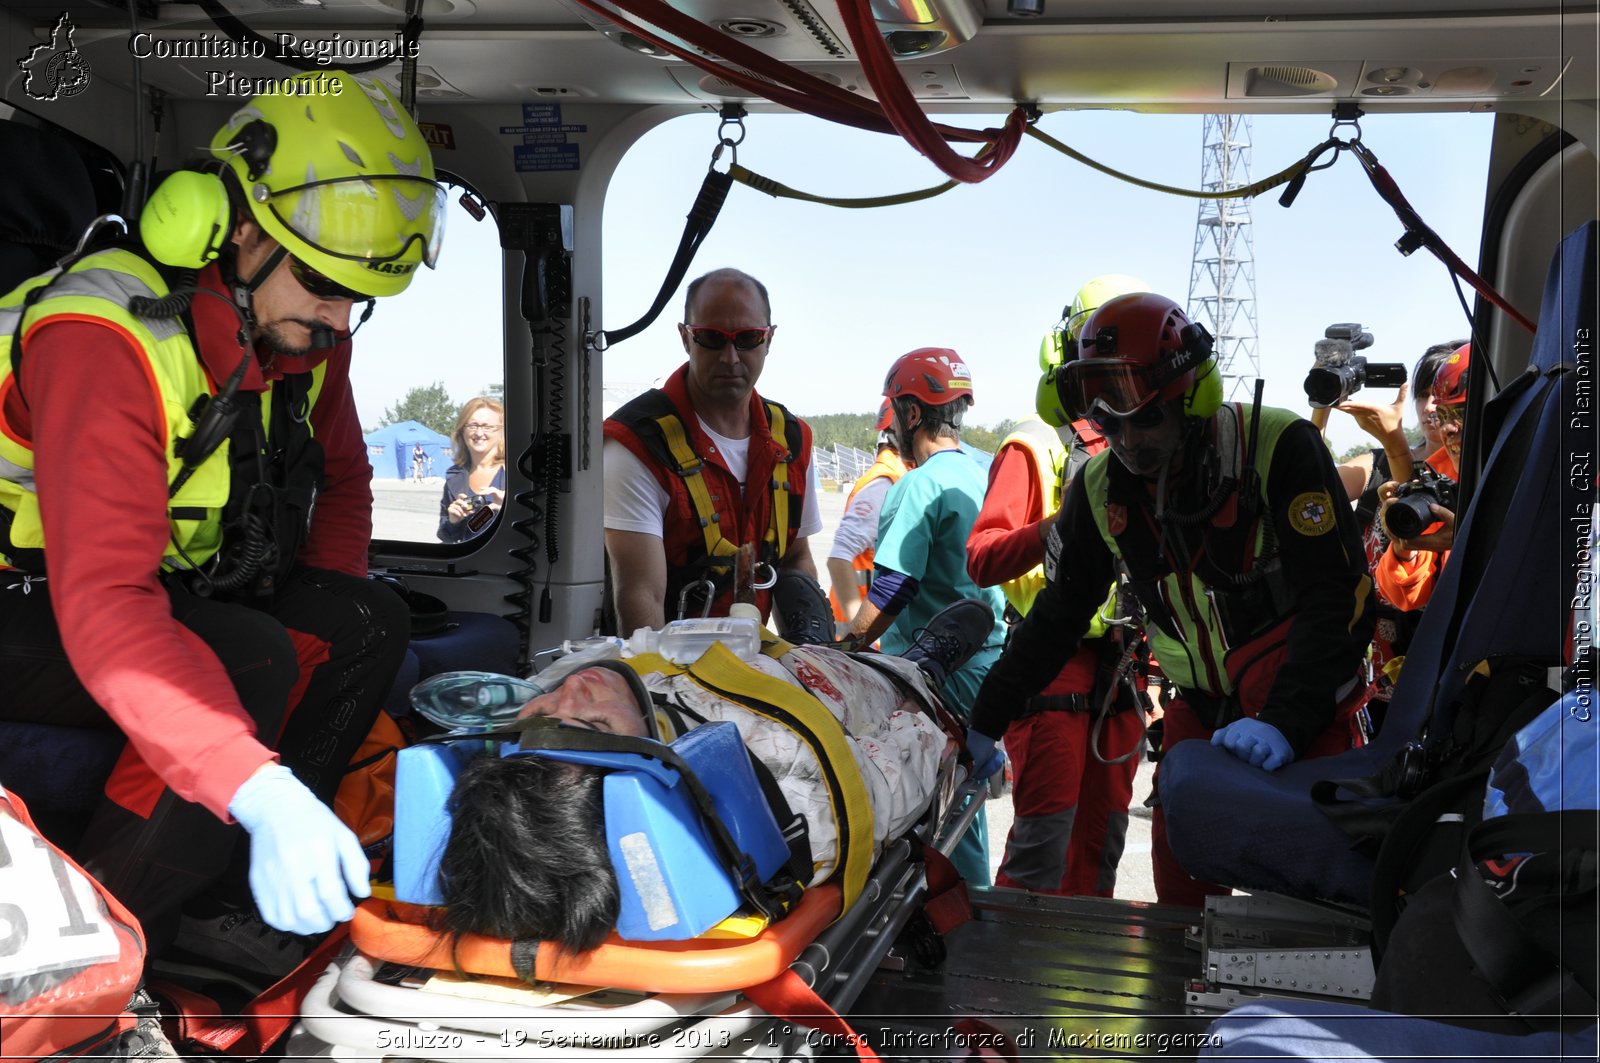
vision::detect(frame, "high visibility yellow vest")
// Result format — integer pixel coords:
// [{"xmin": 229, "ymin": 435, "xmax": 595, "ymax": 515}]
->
[
  {"xmin": 1081, "ymin": 402, "xmax": 1299, "ymax": 696},
  {"xmin": 0, "ymin": 249, "xmax": 325, "ymax": 572}
]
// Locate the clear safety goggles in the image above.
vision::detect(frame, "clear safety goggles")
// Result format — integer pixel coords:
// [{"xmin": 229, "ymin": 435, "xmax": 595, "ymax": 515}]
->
[{"xmin": 252, "ymin": 175, "xmax": 448, "ymax": 269}]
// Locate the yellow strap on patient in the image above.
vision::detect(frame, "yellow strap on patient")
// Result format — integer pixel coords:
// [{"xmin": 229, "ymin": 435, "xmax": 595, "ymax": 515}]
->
[
  {"xmin": 688, "ymin": 644, "xmax": 875, "ymax": 911},
  {"xmin": 627, "ymin": 643, "xmax": 876, "ymax": 913}
]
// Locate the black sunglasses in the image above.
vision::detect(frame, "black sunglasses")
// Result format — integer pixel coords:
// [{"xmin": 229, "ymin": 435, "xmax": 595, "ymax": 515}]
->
[
  {"xmin": 1090, "ymin": 403, "xmax": 1167, "ymax": 436},
  {"xmin": 289, "ymin": 256, "xmax": 372, "ymax": 302},
  {"xmin": 685, "ymin": 325, "xmax": 773, "ymax": 352}
]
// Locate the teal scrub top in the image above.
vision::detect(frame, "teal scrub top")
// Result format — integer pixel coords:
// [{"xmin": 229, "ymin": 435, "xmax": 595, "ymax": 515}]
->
[{"xmin": 874, "ymin": 448, "xmax": 1006, "ymax": 718}]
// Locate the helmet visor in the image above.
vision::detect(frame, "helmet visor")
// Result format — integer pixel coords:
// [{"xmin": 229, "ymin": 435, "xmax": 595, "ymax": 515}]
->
[
  {"xmin": 256, "ymin": 175, "xmax": 447, "ymax": 268},
  {"xmin": 1059, "ymin": 359, "xmax": 1161, "ymax": 419}
]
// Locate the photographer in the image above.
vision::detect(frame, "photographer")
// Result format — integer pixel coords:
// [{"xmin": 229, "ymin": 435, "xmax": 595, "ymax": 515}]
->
[
  {"xmin": 1375, "ymin": 344, "xmax": 1470, "ymax": 611},
  {"xmin": 1332, "ymin": 341, "xmax": 1463, "ymax": 729},
  {"xmin": 1335, "ymin": 340, "xmax": 1461, "ymax": 502},
  {"xmin": 438, "ymin": 397, "xmax": 506, "ymax": 543}
]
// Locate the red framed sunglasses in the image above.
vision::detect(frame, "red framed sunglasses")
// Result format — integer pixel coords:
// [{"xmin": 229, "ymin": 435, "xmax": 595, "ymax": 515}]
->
[{"xmin": 685, "ymin": 324, "xmax": 773, "ymax": 352}]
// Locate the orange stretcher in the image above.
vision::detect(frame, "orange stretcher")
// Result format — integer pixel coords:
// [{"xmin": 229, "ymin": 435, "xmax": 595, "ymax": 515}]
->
[{"xmin": 350, "ymin": 884, "xmax": 844, "ymax": 994}]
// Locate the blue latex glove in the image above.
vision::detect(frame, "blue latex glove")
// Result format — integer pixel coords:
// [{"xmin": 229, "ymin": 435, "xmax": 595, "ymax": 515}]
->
[
  {"xmin": 1211, "ymin": 718, "xmax": 1294, "ymax": 772},
  {"xmin": 229, "ymin": 764, "xmax": 370, "ymax": 935},
  {"xmin": 965, "ymin": 729, "xmax": 1006, "ymax": 782}
]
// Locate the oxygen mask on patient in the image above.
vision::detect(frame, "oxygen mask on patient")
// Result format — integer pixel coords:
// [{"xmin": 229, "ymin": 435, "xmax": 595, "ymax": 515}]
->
[{"xmin": 407, "ymin": 637, "xmax": 627, "ymax": 731}]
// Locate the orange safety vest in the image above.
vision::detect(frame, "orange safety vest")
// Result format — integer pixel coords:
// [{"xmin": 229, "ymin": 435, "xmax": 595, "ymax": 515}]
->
[{"xmin": 829, "ymin": 447, "xmax": 906, "ymax": 622}]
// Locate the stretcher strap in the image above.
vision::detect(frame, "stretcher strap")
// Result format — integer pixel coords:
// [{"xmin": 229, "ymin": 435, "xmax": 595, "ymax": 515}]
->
[
  {"xmin": 921, "ymin": 843, "xmax": 973, "ymax": 934},
  {"xmin": 676, "ymin": 643, "xmax": 877, "ymax": 910},
  {"xmin": 743, "ymin": 970, "xmax": 881, "ymax": 1061}
]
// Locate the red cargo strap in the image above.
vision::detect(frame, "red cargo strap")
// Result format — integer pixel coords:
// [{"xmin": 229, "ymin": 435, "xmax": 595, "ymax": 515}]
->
[
  {"xmin": 922, "ymin": 843, "xmax": 974, "ymax": 934},
  {"xmin": 743, "ymin": 969, "xmax": 881, "ymax": 1060},
  {"xmin": 152, "ymin": 924, "xmax": 349, "ymax": 1056}
]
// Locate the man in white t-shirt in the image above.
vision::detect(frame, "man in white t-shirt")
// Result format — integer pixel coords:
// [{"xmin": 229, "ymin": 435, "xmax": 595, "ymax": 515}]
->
[{"xmin": 602, "ymin": 268, "xmax": 822, "ymax": 634}]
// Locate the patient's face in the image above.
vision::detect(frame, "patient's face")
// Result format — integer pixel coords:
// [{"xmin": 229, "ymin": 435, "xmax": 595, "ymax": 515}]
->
[{"xmin": 515, "ymin": 667, "xmax": 648, "ymax": 737}]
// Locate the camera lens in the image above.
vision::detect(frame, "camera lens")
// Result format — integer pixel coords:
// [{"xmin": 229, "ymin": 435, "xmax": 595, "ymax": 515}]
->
[
  {"xmin": 1383, "ymin": 488, "xmax": 1439, "ymax": 540},
  {"xmin": 1304, "ymin": 366, "xmax": 1351, "ymax": 408}
]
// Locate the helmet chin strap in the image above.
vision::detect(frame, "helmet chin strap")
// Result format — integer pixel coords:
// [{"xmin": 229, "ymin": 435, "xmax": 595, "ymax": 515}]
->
[
  {"xmin": 229, "ymin": 244, "xmax": 376, "ymax": 351},
  {"xmin": 226, "ymin": 244, "xmax": 287, "ymax": 340}
]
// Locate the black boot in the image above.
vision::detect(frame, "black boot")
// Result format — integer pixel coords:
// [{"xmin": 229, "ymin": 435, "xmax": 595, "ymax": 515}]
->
[
  {"xmin": 902, "ymin": 599, "xmax": 995, "ymax": 687},
  {"xmin": 772, "ymin": 572, "xmax": 836, "ymax": 646}
]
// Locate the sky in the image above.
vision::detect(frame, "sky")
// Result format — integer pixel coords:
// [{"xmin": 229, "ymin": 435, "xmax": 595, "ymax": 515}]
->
[{"xmin": 354, "ymin": 108, "xmax": 1496, "ymax": 457}]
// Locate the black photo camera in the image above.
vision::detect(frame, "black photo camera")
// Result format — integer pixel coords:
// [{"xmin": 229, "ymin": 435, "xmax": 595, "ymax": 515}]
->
[
  {"xmin": 464, "ymin": 495, "xmax": 499, "ymax": 534},
  {"xmin": 1383, "ymin": 468, "xmax": 1459, "ymax": 541},
  {"xmin": 1303, "ymin": 323, "xmax": 1408, "ymax": 408}
]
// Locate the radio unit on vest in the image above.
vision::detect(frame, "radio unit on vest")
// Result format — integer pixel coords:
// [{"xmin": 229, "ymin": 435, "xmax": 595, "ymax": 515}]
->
[{"xmin": 169, "ymin": 350, "xmax": 250, "ymax": 498}]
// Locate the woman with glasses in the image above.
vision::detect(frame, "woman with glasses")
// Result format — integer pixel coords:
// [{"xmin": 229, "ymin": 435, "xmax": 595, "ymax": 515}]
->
[{"xmin": 438, "ymin": 397, "xmax": 507, "ymax": 543}]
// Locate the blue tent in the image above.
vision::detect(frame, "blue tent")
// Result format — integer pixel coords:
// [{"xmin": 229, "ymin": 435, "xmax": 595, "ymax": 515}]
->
[{"xmin": 363, "ymin": 420, "xmax": 453, "ymax": 480}]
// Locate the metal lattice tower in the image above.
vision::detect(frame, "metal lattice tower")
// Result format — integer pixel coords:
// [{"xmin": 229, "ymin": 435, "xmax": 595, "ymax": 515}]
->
[{"xmin": 1187, "ymin": 115, "xmax": 1259, "ymax": 398}]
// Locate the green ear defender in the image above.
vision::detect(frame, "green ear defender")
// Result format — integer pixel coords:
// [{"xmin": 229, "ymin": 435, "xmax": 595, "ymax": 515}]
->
[
  {"xmin": 1038, "ymin": 330, "xmax": 1065, "ymax": 372},
  {"xmin": 140, "ymin": 170, "xmax": 232, "ymax": 269},
  {"xmin": 1036, "ymin": 367, "xmax": 1071, "ymax": 427},
  {"xmin": 1183, "ymin": 357, "xmax": 1225, "ymax": 418}
]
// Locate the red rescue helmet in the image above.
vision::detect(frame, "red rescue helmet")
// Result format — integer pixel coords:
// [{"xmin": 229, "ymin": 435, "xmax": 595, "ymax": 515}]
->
[
  {"xmin": 1433, "ymin": 343, "xmax": 1471, "ymax": 406},
  {"xmin": 874, "ymin": 399, "xmax": 894, "ymax": 431},
  {"xmin": 883, "ymin": 347, "xmax": 975, "ymax": 407},
  {"xmin": 1059, "ymin": 293, "xmax": 1220, "ymax": 419}
]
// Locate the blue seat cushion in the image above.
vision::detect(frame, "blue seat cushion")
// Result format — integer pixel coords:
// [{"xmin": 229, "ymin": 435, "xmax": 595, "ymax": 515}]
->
[
  {"xmin": 0, "ymin": 721, "xmax": 124, "ymax": 813},
  {"xmin": 382, "ymin": 648, "xmax": 423, "ymax": 718},
  {"xmin": 408, "ymin": 610, "xmax": 520, "ymax": 679}
]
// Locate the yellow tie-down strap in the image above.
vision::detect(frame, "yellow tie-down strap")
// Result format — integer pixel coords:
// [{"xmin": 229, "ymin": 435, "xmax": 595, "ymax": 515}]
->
[
  {"xmin": 654, "ymin": 413, "xmax": 736, "ymax": 564},
  {"xmin": 626, "ymin": 642, "xmax": 875, "ymax": 912}
]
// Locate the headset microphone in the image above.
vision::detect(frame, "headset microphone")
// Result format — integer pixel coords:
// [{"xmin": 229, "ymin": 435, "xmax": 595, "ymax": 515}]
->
[{"xmin": 309, "ymin": 326, "xmax": 336, "ymax": 350}]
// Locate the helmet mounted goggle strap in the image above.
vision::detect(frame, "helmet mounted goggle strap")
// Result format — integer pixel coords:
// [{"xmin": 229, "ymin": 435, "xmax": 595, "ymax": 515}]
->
[{"xmin": 1067, "ymin": 320, "xmax": 1214, "ymax": 419}]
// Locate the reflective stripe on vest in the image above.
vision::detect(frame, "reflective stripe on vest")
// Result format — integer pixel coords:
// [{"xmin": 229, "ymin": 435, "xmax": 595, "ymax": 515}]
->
[
  {"xmin": 628, "ymin": 642, "xmax": 877, "ymax": 913},
  {"xmin": 0, "ymin": 250, "xmax": 327, "ymax": 571},
  {"xmin": 1080, "ymin": 402, "xmax": 1300, "ymax": 696}
]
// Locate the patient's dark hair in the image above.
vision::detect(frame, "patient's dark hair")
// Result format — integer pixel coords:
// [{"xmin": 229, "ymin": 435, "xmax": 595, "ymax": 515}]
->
[{"xmin": 438, "ymin": 753, "xmax": 620, "ymax": 954}]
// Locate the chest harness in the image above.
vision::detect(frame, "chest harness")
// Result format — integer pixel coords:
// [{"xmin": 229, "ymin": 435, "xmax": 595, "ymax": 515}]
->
[{"xmin": 613, "ymin": 391, "xmax": 806, "ymax": 619}]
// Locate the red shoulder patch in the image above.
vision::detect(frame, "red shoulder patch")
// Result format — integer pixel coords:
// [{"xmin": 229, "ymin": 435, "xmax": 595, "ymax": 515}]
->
[{"xmin": 1106, "ymin": 503, "xmax": 1128, "ymax": 537}]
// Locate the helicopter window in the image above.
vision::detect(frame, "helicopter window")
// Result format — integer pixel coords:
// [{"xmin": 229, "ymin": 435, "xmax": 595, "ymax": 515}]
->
[{"xmin": 355, "ymin": 178, "xmax": 506, "ymax": 548}]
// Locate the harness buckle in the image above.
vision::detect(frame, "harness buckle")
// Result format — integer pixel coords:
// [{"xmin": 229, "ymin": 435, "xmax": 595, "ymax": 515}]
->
[{"xmin": 751, "ymin": 562, "xmax": 778, "ymax": 591}]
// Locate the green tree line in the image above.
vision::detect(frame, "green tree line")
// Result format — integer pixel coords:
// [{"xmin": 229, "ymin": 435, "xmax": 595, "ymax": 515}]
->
[
  {"xmin": 802, "ymin": 412, "xmax": 1013, "ymax": 455},
  {"xmin": 379, "ymin": 389, "xmax": 1017, "ymax": 454},
  {"xmin": 376, "ymin": 381, "xmax": 504, "ymax": 436}
]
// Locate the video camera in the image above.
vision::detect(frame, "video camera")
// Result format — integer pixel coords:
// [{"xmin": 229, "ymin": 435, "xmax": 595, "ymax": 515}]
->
[
  {"xmin": 1303, "ymin": 323, "xmax": 1408, "ymax": 408},
  {"xmin": 1383, "ymin": 466, "xmax": 1459, "ymax": 541}
]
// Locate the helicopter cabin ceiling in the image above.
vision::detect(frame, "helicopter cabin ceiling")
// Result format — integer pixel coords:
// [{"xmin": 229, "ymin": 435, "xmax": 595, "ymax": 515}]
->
[{"xmin": 6, "ymin": 0, "xmax": 1594, "ymax": 113}]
